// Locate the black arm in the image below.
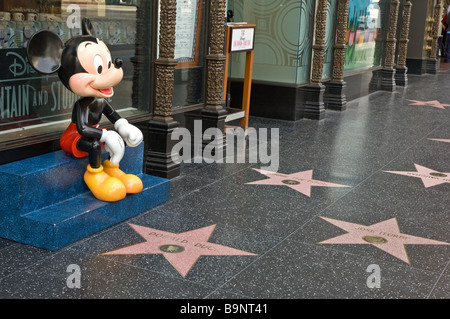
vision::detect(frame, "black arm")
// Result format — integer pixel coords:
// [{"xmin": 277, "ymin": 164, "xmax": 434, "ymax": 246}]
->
[
  {"xmin": 74, "ymin": 99, "xmax": 104, "ymax": 139},
  {"xmin": 102, "ymin": 99, "xmax": 121, "ymax": 124}
]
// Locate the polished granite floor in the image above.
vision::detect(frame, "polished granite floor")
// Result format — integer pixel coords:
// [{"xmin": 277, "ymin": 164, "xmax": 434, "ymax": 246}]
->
[{"xmin": 1, "ymin": 68, "xmax": 450, "ymax": 306}]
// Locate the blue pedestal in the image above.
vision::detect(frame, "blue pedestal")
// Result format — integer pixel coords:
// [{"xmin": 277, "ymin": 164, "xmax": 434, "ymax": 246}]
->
[{"xmin": 0, "ymin": 144, "xmax": 170, "ymax": 250}]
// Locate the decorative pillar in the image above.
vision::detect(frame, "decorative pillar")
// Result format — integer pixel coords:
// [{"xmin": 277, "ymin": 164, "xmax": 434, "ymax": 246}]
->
[
  {"xmin": 304, "ymin": 0, "xmax": 329, "ymax": 120},
  {"xmin": 326, "ymin": 0, "xmax": 350, "ymax": 111},
  {"xmin": 395, "ymin": 0, "xmax": 412, "ymax": 86},
  {"xmin": 426, "ymin": 0, "xmax": 443, "ymax": 74},
  {"xmin": 185, "ymin": 0, "xmax": 228, "ymax": 156},
  {"xmin": 379, "ymin": 0, "xmax": 400, "ymax": 91},
  {"xmin": 144, "ymin": 0, "xmax": 180, "ymax": 179},
  {"xmin": 205, "ymin": 0, "xmax": 228, "ymax": 112}
]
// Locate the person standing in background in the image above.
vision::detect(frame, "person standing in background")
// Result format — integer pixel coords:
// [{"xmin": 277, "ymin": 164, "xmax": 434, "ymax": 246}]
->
[{"xmin": 443, "ymin": 5, "xmax": 450, "ymax": 62}]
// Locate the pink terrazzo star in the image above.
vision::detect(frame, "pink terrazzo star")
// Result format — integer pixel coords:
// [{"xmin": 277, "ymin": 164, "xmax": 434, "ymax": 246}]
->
[
  {"xmin": 407, "ymin": 99, "xmax": 450, "ymax": 109},
  {"xmin": 429, "ymin": 138, "xmax": 450, "ymax": 143},
  {"xmin": 246, "ymin": 168, "xmax": 350, "ymax": 197},
  {"xmin": 384, "ymin": 164, "xmax": 450, "ymax": 188},
  {"xmin": 319, "ymin": 217, "xmax": 450, "ymax": 264},
  {"xmin": 101, "ymin": 224, "xmax": 257, "ymax": 277}
]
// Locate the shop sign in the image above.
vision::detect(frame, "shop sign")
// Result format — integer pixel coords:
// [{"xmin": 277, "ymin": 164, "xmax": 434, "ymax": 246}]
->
[
  {"xmin": 0, "ymin": 48, "xmax": 77, "ymax": 131},
  {"xmin": 229, "ymin": 26, "xmax": 255, "ymax": 53}
]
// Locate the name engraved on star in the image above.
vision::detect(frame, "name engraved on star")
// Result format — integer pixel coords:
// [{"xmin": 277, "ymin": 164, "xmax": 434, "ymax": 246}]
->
[
  {"xmin": 355, "ymin": 227, "xmax": 408, "ymax": 240},
  {"xmin": 194, "ymin": 243, "xmax": 220, "ymax": 252},
  {"xmin": 355, "ymin": 226, "xmax": 375, "ymax": 233},
  {"xmin": 272, "ymin": 173, "xmax": 290, "ymax": 178},
  {"xmin": 273, "ymin": 174, "xmax": 329, "ymax": 186},
  {"xmin": 148, "ymin": 231, "xmax": 188, "ymax": 244},
  {"xmin": 407, "ymin": 172, "xmax": 450, "ymax": 181},
  {"xmin": 149, "ymin": 231, "xmax": 221, "ymax": 252},
  {"xmin": 378, "ymin": 232, "xmax": 408, "ymax": 240},
  {"xmin": 430, "ymin": 173, "xmax": 447, "ymax": 177}
]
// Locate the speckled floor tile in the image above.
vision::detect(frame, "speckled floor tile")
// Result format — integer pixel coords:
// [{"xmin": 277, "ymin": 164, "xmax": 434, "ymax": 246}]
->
[
  {"xmin": 142, "ymin": 167, "xmax": 360, "ymax": 237},
  {"xmin": 219, "ymin": 239, "xmax": 443, "ymax": 299},
  {"xmin": 289, "ymin": 214, "xmax": 450, "ymax": 273},
  {"xmin": 1, "ymin": 68, "xmax": 450, "ymax": 301},
  {"xmin": 427, "ymin": 262, "xmax": 450, "ymax": 298},
  {"xmin": 0, "ymin": 249, "xmax": 214, "ymax": 299},
  {"xmin": 70, "ymin": 211, "xmax": 281, "ymax": 287},
  {"xmin": 0, "ymin": 244, "xmax": 54, "ymax": 278}
]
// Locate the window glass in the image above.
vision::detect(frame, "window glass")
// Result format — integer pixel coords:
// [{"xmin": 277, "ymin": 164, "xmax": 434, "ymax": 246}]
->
[
  {"xmin": 0, "ymin": 0, "xmax": 152, "ymax": 143},
  {"xmin": 228, "ymin": 0, "xmax": 313, "ymax": 85},
  {"xmin": 157, "ymin": 0, "xmax": 207, "ymax": 110},
  {"xmin": 344, "ymin": 0, "xmax": 385, "ymax": 73}
]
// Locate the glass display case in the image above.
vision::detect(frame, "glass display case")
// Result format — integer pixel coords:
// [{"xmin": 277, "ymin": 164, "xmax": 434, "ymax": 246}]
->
[
  {"xmin": 0, "ymin": 0, "xmax": 153, "ymax": 146},
  {"xmin": 343, "ymin": 0, "xmax": 387, "ymax": 73},
  {"xmin": 226, "ymin": 0, "xmax": 315, "ymax": 85}
]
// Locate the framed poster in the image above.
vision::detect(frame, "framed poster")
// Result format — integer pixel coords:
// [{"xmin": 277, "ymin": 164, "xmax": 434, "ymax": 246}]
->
[{"xmin": 174, "ymin": 0, "xmax": 203, "ymax": 68}]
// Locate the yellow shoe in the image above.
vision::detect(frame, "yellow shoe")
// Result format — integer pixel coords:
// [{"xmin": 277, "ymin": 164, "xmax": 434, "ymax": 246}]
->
[
  {"xmin": 84, "ymin": 165, "xmax": 126, "ymax": 202},
  {"xmin": 103, "ymin": 160, "xmax": 143, "ymax": 194}
]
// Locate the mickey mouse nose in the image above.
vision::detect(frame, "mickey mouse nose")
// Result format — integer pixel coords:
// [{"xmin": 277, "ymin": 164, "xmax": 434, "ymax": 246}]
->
[{"xmin": 114, "ymin": 58, "xmax": 123, "ymax": 69}]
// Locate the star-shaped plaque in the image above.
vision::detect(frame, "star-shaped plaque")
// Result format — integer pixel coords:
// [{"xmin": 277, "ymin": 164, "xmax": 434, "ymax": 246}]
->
[
  {"xmin": 101, "ymin": 224, "xmax": 257, "ymax": 277},
  {"xmin": 319, "ymin": 217, "xmax": 450, "ymax": 264},
  {"xmin": 429, "ymin": 138, "xmax": 450, "ymax": 143},
  {"xmin": 246, "ymin": 168, "xmax": 350, "ymax": 197},
  {"xmin": 407, "ymin": 99, "xmax": 450, "ymax": 109},
  {"xmin": 384, "ymin": 164, "xmax": 450, "ymax": 188}
]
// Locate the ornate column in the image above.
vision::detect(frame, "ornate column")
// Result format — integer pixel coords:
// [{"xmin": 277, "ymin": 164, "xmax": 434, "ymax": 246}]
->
[
  {"xmin": 144, "ymin": 0, "xmax": 180, "ymax": 179},
  {"xmin": 185, "ymin": 0, "xmax": 228, "ymax": 156},
  {"xmin": 395, "ymin": 0, "xmax": 412, "ymax": 86},
  {"xmin": 379, "ymin": 0, "xmax": 400, "ymax": 91},
  {"xmin": 426, "ymin": 0, "xmax": 443, "ymax": 74},
  {"xmin": 205, "ymin": 0, "xmax": 228, "ymax": 112},
  {"xmin": 304, "ymin": 0, "xmax": 329, "ymax": 120},
  {"xmin": 326, "ymin": 0, "xmax": 350, "ymax": 111}
]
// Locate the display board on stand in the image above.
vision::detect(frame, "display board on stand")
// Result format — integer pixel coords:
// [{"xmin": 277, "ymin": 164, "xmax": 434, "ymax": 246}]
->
[{"xmin": 223, "ymin": 23, "xmax": 255, "ymax": 132}]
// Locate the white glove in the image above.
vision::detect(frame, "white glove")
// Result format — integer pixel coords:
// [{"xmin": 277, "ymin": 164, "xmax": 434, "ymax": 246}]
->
[
  {"xmin": 114, "ymin": 118, "xmax": 143, "ymax": 147},
  {"xmin": 100, "ymin": 129, "xmax": 125, "ymax": 165}
]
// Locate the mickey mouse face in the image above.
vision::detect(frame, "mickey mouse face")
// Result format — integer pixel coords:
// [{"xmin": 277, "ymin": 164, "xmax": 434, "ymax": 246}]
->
[
  {"xmin": 27, "ymin": 18, "xmax": 123, "ymax": 99},
  {"xmin": 69, "ymin": 39, "xmax": 123, "ymax": 98}
]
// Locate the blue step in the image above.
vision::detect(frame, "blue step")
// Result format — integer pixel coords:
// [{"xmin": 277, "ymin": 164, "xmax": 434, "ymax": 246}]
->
[{"xmin": 0, "ymin": 144, "xmax": 170, "ymax": 250}]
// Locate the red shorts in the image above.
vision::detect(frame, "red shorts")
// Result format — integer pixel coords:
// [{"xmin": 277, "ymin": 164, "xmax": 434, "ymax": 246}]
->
[{"xmin": 60, "ymin": 123, "xmax": 103, "ymax": 158}]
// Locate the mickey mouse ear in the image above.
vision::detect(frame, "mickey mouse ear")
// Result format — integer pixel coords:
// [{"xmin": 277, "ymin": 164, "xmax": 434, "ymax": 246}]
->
[
  {"xmin": 82, "ymin": 18, "xmax": 96, "ymax": 37},
  {"xmin": 26, "ymin": 30, "xmax": 64, "ymax": 74}
]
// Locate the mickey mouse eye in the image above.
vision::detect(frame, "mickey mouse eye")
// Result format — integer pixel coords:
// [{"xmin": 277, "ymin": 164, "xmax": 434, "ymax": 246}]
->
[
  {"xmin": 94, "ymin": 55, "xmax": 104, "ymax": 74},
  {"xmin": 106, "ymin": 52, "xmax": 112, "ymax": 69}
]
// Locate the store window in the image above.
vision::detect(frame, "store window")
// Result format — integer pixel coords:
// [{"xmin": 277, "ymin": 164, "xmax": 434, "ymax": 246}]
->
[
  {"xmin": 344, "ymin": 0, "xmax": 385, "ymax": 73},
  {"xmin": 159, "ymin": 0, "xmax": 207, "ymax": 111},
  {"xmin": 0, "ymin": 0, "xmax": 153, "ymax": 146},
  {"xmin": 227, "ymin": 0, "xmax": 314, "ymax": 85}
]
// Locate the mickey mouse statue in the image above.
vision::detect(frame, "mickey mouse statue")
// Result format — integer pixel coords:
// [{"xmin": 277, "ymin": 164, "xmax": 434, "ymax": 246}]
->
[{"xmin": 27, "ymin": 18, "xmax": 143, "ymax": 202}]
